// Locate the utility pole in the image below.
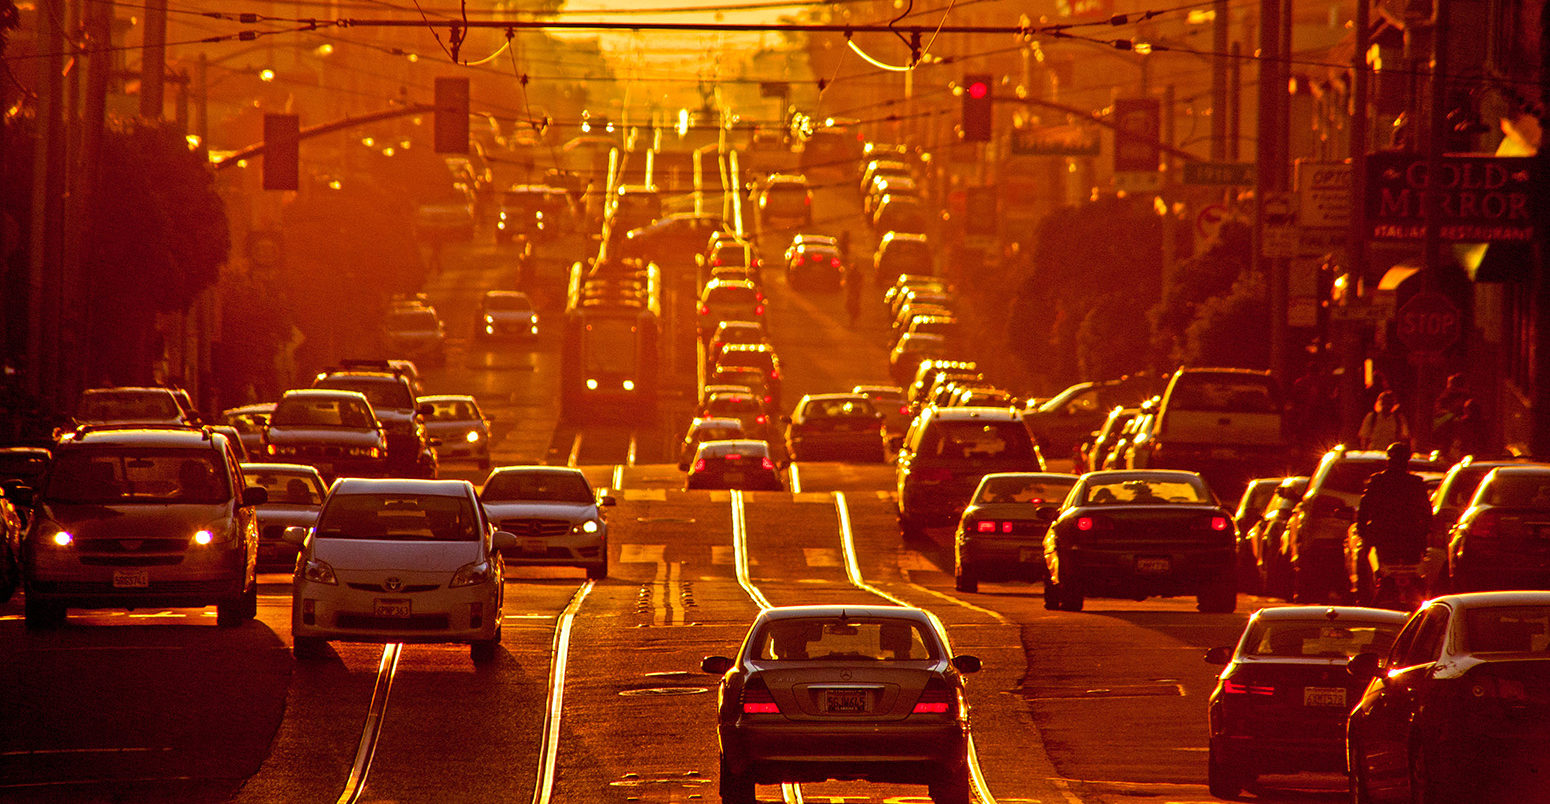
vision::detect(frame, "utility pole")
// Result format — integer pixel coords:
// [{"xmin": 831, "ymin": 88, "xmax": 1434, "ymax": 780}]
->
[
  {"xmin": 1414, "ymin": 0, "xmax": 1451, "ymax": 448},
  {"xmin": 1256, "ymin": 0, "xmax": 1290, "ymax": 381},
  {"xmin": 27, "ymin": 0, "xmax": 65, "ymax": 406},
  {"xmin": 1210, "ymin": 0, "xmax": 1228, "ymax": 160},
  {"xmin": 1343, "ymin": 0, "xmax": 1371, "ymax": 439},
  {"xmin": 1228, "ymin": 42, "xmax": 1242, "ymax": 162},
  {"xmin": 141, "ymin": 0, "xmax": 167, "ymax": 120},
  {"xmin": 1534, "ymin": 0, "xmax": 1550, "ymax": 457}
]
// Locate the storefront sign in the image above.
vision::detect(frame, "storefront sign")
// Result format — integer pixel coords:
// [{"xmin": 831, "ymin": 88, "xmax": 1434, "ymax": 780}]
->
[{"xmin": 1365, "ymin": 154, "xmax": 1535, "ymax": 242}]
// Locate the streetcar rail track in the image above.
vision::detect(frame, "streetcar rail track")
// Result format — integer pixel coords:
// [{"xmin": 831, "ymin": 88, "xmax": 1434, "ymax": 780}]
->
[
  {"xmin": 334, "ymin": 642, "xmax": 402, "ymax": 804},
  {"xmin": 531, "ymin": 581, "xmax": 595, "ymax": 804}
]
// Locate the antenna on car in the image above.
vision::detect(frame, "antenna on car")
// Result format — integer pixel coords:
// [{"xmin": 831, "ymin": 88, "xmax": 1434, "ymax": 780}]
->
[{"xmin": 1325, "ymin": 607, "xmax": 1339, "ymax": 622}]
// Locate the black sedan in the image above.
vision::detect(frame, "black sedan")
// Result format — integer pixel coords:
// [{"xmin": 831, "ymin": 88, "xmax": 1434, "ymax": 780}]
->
[
  {"xmin": 1446, "ymin": 465, "xmax": 1550, "ymax": 592},
  {"xmin": 1204, "ymin": 605, "xmax": 1406, "ymax": 799},
  {"xmin": 953, "ymin": 472, "xmax": 1079, "ymax": 593},
  {"xmin": 783, "ymin": 394, "xmax": 887, "ymax": 463},
  {"xmin": 701, "ymin": 605, "xmax": 981, "ymax": 804},
  {"xmin": 1346, "ymin": 592, "xmax": 1550, "ymax": 802},
  {"xmin": 686, "ymin": 440, "xmax": 785, "ymax": 491},
  {"xmin": 1041, "ymin": 470, "xmax": 1237, "ymax": 612}
]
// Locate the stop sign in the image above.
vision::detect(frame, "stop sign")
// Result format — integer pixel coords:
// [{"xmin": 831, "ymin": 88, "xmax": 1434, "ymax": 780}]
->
[{"xmin": 1395, "ymin": 291, "xmax": 1462, "ymax": 352}]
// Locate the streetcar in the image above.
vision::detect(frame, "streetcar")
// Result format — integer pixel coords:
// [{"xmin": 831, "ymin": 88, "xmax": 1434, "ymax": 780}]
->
[{"xmin": 560, "ymin": 258, "xmax": 661, "ymax": 422}]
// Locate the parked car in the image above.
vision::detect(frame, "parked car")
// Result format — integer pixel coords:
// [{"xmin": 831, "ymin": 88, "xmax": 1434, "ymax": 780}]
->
[
  {"xmin": 478, "ymin": 290, "xmax": 539, "ymax": 340},
  {"xmin": 701, "ymin": 604, "xmax": 981, "ymax": 804},
  {"xmin": 1427, "ymin": 456, "xmax": 1550, "ymax": 593},
  {"xmin": 383, "ymin": 304, "xmax": 448, "ymax": 368},
  {"xmin": 896, "ymin": 406, "xmax": 1044, "ymax": 540},
  {"xmin": 419, "ymin": 394, "xmax": 492, "ymax": 470},
  {"xmin": 1232, "ymin": 478, "xmax": 1286, "ymax": 594},
  {"xmin": 1251, "ymin": 476, "xmax": 1310, "ymax": 600},
  {"xmin": 852, "ymin": 384, "xmax": 911, "ymax": 441},
  {"xmin": 1445, "ymin": 465, "xmax": 1550, "ymax": 592},
  {"xmin": 686, "ymin": 440, "xmax": 784, "ymax": 491},
  {"xmin": 479, "ymin": 466, "xmax": 612, "ymax": 580},
  {"xmin": 1020, "ymin": 376, "xmax": 1160, "ymax": 459},
  {"xmin": 0, "ymin": 446, "xmax": 51, "ymax": 522},
  {"xmin": 20, "ymin": 425, "xmax": 264, "ymax": 629},
  {"xmin": 783, "ymin": 394, "xmax": 887, "ymax": 463},
  {"xmin": 679, "ymin": 418, "xmax": 747, "ymax": 471},
  {"xmin": 242, "ymin": 462, "xmax": 327, "ymax": 570},
  {"xmin": 953, "ymin": 472, "xmax": 1079, "ymax": 592},
  {"xmin": 1081, "ymin": 406, "xmax": 1139, "ymax": 472},
  {"xmin": 1041, "ymin": 469, "xmax": 1237, "ymax": 612},
  {"xmin": 1203, "ymin": 606, "xmax": 1407, "ymax": 798},
  {"xmin": 263, "ymin": 389, "xmax": 390, "ymax": 481},
  {"xmin": 1345, "ymin": 592, "xmax": 1550, "ymax": 802},
  {"xmin": 287, "ymin": 478, "xmax": 512, "ymax": 663}
]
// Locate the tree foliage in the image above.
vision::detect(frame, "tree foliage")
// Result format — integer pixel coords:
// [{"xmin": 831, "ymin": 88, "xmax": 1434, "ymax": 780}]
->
[
  {"xmin": 1182, "ymin": 269, "xmax": 1271, "ymax": 369},
  {"xmin": 1148, "ymin": 219, "xmax": 1251, "ymax": 367}
]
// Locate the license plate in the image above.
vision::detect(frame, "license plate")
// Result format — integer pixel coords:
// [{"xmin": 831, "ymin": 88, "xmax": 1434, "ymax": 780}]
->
[
  {"xmin": 1303, "ymin": 686, "xmax": 1347, "ymax": 707},
  {"xmin": 722, "ymin": 471, "xmax": 744, "ymax": 483},
  {"xmin": 822, "ymin": 689, "xmax": 869, "ymax": 713},
  {"xmin": 1136, "ymin": 557, "xmax": 1171, "ymax": 574},
  {"xmin": 112, "ymin": 569, "xmax": 149, "ymax": 588},
  {"xmin": 1019, "ymin": 547, "xmax": 1039, "ymax": 563},
  {"xmin": 522, "ymin": 539, "xmax": 547, "ymax": 555},
  {"xmin": 374, "ymin": 599, "xmax": 411, "ymax": 618}
]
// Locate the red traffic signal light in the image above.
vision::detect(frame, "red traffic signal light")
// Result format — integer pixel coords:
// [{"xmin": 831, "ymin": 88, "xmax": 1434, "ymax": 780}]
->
[{"xmin": 961, "ymin": 74, "xmax": 993, "ymax": 142}]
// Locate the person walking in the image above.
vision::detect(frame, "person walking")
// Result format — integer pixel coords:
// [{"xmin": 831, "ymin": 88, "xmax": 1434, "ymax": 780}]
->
[
  {"xmin": 1355, "ymin": 442, "xmax": 1432, "ymax": 602},
  {"xmin": 1358, "ymin": 390, "xmax": 1409, "ymax": 449}
]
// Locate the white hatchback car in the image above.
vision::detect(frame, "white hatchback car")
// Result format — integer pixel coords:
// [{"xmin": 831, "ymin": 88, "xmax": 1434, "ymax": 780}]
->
[
  {"xmin": 286, "ymin": 478, "xmax": 515, "ymax": 663},
  {"xmin": 479, "ymin": 467, "xmax": 613, "ymax": 579}
]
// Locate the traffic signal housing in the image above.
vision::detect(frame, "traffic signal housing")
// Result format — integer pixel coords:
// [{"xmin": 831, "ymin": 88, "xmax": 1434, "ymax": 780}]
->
[
  {"xmin": 263, "ymin": 113, "xmax": 299, "ymax": 191},
  {"xmin": 434, "ymin": 77, "xmax": 470, "ymax": 154},
  {"xmin": 961, "ymin": 75, "xmax": 993, "ymax": 142}
]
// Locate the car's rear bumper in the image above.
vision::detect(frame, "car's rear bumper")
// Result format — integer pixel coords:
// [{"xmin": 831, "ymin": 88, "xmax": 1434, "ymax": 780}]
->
[{"xmin": 721, "ymin": 720, "xmax": 967, "ymax": 783}]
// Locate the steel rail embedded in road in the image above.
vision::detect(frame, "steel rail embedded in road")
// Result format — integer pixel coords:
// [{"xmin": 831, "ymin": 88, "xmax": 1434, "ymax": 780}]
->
[
  {"xmin": 532, "ymin": 581, "xmax": 595, "ymax": 804},
  {"xmin": 788, "ymin": 462, "xmax": 802, "ymax": 494},
  {"xmin": 334, "ymin": 642, "xmax": 403, "ymax": 804},
  {"xmin": 729, "ymin": 490, "xmax": 773, "ymax": 611}
]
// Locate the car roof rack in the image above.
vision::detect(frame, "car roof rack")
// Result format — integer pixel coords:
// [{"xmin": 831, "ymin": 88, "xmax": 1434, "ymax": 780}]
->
[{"xmin": 66, "ymin": 423, "xmax": 214, "ymax": 440}]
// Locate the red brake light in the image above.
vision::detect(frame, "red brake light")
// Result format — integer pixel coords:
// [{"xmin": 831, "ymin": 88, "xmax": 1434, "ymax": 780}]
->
[
  {"xmin": 912, "ymin": 678, "xmax": 954, "ymax": 714},
  {"xmin": 1076, "ymin": 515, "xmax": 1114, "ymax": 532},
  {"xmin": 804, "ymin": 196, "xmax": 812, "ymax": 205},
  {"xmin": 976, "ymin": 520, "xmax": 996, "ymax": 533},
  {"xmin": 1211, "ymin": 516, "xmax": 1231, "ymax": 531},
  {"xmin": 725, "ymin": 453, "xmax": 742, "ymax": 460},
  {"xmin": 1077, "ymin": 516, "xmax": 1095, "ymax": 532},
  {"xmin": 899, "ymin": 405, "xmax": 909, "ymax": 415},
  {"xmin": 692, "ymin": 458, "xmax": 706, "ymax": 472},
  {"xmin": 698, "ymin": 304, "xmax": 709, "ymax": 315},
  {"xmin": 742, "ymin": 681, "xmax": 781, "ymax": 714},
  {"xmin": 1002, "ymin": 521, "xmax": 1014, "ymax": 533},
  {"xmin": 756, "ymin": 415, "xmax": 767, "ymax": 424},
  {"xmin": 811, "ymin": 253, "xmax": 822, "ymax": 262},
  {"xmin": 755, "ymin": 305, "xmax": 765, "ymax": 316},
  {"xmin": 831, "ymin": 257, "xmax": 842, "ymax": 268},
  {"xmin": 1222, "ymin": 680, "xmax": 1275, "ymax": 696},
  {"xmin": 711, "ymin": 257, "xmax": 723, "ymax": 267},
  {"xmin": 761, "ymin": 457, "xmax": 776, "ymax": 471}
]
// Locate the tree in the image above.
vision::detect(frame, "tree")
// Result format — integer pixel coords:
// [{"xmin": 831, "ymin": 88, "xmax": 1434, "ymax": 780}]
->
[
  {"xmin": 1182, "ymin": 269, "xmax": 1271, "ymax": 369},
  {"xmin": 85, "ymin": 121, "xmax": 229, "ymax": 382},
  {"xmin": 1148, "ymin": 219, "xmax": 1251, "ymax": 367}
]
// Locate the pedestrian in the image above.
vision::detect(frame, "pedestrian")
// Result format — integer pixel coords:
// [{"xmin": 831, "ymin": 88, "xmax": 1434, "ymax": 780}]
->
[
  {"xmin": 1354, "ymin": 442, "xmax": 1432, "ymax": 601},
  {"xmin": 1430, "ymin": 373, "xmax": 1473, "ymax": 455},
  {"xmin": 1358, "ymin": 390, "xmax": 1409, "ymax": 450},
  {"xmin": 1452, "ymin": 398, "xmax": 1489, "ymax": 458}
]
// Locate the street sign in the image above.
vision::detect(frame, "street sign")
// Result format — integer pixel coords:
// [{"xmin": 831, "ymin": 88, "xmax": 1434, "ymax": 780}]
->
[
  {"xmin": 1295, "ymin": 160, "xmax": 1352, "ymax": 228},
  {"xmin": 1113, "ymin": 98, "xmax": 1160, "ymax": 174},
  {"xmin": 1365, "ymin": 153, "xmax": 1535, "ymax": 242},
  {"xmin": 1260, "ymin": 191, "xmax": 1298, "ymax": 258},
  {"xmin": 760, "ymin": 81, "xmax": 789, "ymax": 98},
  {"xmin": 1114, "ymin": 171, "xmax": 1162, "ymax": 193},
  {"xmin": 1395, "ymin": 291, "xmax": 1462, "ymax": 353},
  {"xmin": 1195, "ymin": 204, "xmax": 1229, "ymax": 240},
  {"xmin": 1010, "ymin": 124, "xmax": 1100, "ymax": 156},
  {"xmin": 1183, "ymin": 161, "xmax": 1257, "ymax": 186}
]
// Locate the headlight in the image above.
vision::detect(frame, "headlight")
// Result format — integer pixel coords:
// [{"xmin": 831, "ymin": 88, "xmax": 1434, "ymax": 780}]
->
[
  {"xmin": 585, "ymin": 378, "xmax": 599, "ymax": 390},
  {"xmin": 44, "ymin": 525, "xmax": 74, "ymax": 547},
  {"xmin": 302, "ymin": 557, "xmax": 337, "ymax": 585},
  {"xmin": 485, "ymin": 315, "xmax": 495, "ymax": 325},
  {"xmin": 622, "ymin": 379, "xmax": 636, "ymax": 391},
  {"xmin": 452, "ymin": 560, "xmax": 494, "ymax": 587},
  {"xmin": 192, "ymin": 529, "xmax": 214, "ymax": 546},
  {"xmin": 574, "ymin": 519, "xmax": 601, "ymax": 535},
  {"xmin": 465, "ymin": 430, "xmax": 482, "ymax": 443}
]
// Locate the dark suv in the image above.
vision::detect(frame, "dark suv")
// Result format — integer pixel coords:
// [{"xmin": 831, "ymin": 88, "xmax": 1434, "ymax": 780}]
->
[
  {"xmin": 19, "ymin": 425, "xmax": 266, "ymax": 629},
  {"xmin": 896, "ymin": 407, "xmax": 1045, "ymax": 540},
  {"xmin": 312, "ymin": 360, "xmax": 437, "ymax": 478}
]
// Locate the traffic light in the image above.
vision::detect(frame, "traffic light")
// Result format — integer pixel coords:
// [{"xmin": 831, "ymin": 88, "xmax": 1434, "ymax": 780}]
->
[
  {"xmin": 262, "ymin": 113, "xmax": 299, "ymax": 191},
  {"xmin": 434, "ymin": 77, "xmax": 470, "ymax": 154},
  {"xmin": 961, "ymin": 74, "xmax": 993, "ymax": 142}
]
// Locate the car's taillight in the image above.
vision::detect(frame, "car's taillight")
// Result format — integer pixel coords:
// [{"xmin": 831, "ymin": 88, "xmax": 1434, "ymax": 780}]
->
[
  {"xmin": 912, "ymin": 678, "xmax": 955, "ymax": 714},
  {"xmin": 810, "ymin": 253, "xmax": 822, "ymax": 262},
  {"xmin": 692, "ymin": 458, "xmax": 706, "ymax": 472},
  {"xmin": 899, "ymin": 405, "xmax": 909, "ymax": 415},
  {"xmin": 725, "ymin": 453, "xmax": 742, "ymax": 461},
  {"xmin": 756, "ymin": 415, "xmax": 767, "ymax": 424},
  {"xmin": 830, "ymin": 257, "xmax": 842, "ymax": 268},
  {"xmin": 754, "ymin": 304, "xmax": 765, "ymax": 316},
  {"xmin": 1467, "ymin": 510, "xmax": 1501, "ymax": 540},
  {"xmin": 698, "ymin": 304, "xmax": 709, "ymax": 316},
  {"xmin": 769, "ymin": 369, "xmax": 780, "ymax": 380},
  {"xmin": 1222, "ymin": 679, "xmax": 1275, "ymax": 696},
  {"xmin": 976, "ymin": 520, "xmax": 996, "ymax": 533},
  {"xmin": 1211, "ymin": 516, "xmax": 1231, "ymax": 531},
  {"xmin": 1076, "ymin": 515, "xmax": 1113, "ymax": 532},
  {"xmin": 742, "ymin": 680, "xmax": 781, "ymax": 714},
  {"xmin": 711, "ymin": 257, "xmax": 723, "ymax": 266},
  {"xmin": 761, "ymin": 457, "xmax": 776, "ymax": 471}
]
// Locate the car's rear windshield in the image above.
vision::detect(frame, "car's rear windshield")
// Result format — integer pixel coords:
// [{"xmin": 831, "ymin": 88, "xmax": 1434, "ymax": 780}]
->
[
  {"xmin": 316, "ymin": 493, "xmax": 478, "ymax": 541},
  {"xmin": 316, "ymin": 378, "xmax": 413, "ymax": 411},
  {"xmin": 1167, "ymin": 376, "xmax": 1281, "ymax": 413},
  {"xmin": 802, "ymin": 398, "xmax": 877, "ymax": 419},
  {"xmin": 46, "ymin": 450, "xmax": 229, "ymax": 505},
  {"xmin": 719, "ymin": 352, "xmax": 773, "ymax": 370},
  {"xmin": 387, "ymin": 310, "xmax": 439, "ymax": 331},
  {"xmin": 754, "ymin": 618, "xmax": 936, "ymax": 661},
  {"xmin": 1241, "ymin": 619, "xmax": 1401, "ymax": 658},
  {"xmin": 693, "ymin": 425, "xmax": 743, "ymax": 441},
  {"xmin": 423, "ymin": 399, "xmax": 480, "ymax": 422},
  {"xmin": 247, "ymin": 470, "xmax": 323, "ymax": 506},
  {"xmin": 77, "ymin": 391, "xmax": 178, "ymax": 421},
  {"xmin": 1463, "ymin": 606, "xmax": 1550, "ymax": 653},
  {"xmin": 1082, "ymin": 476, "xmax": 1209, "ymax": 504},
  {"xmin": 272, "ymin": 396, "xmax": 374, "ymax": 428},
  {"xmin": 481, "ymin": 471, "xmax": 593, "ymax": 504},
  {"xmin": 1316, "ymin": 459, "xmax": 1387, "ymax": 495},
  {"xmin": 975, "ymin": 475, "xmax": 1075, "ymax": 505},
  {"xmin": 1476, "ymin": 472, "xmax": 1550, "ymax": 507},
  {"xmin": 919, "ymin": 422, "xmax": 1033, "ymax": 460},
  {"xmin": 707, "ymin": 286, "xmax": 758, "ymax": 305},
  {"xmin": 763, "ymin": 186, "xmax": 809, "ymax": 215},
  {"xmin": 708, "ymin": 396, "xmax": 762, "ymax": 415}
]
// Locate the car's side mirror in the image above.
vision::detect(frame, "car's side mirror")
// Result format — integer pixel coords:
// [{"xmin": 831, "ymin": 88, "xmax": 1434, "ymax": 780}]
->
[
  {"xmin": 678, "ymin": 460, "xmax": 690, "ymax": 472},
  {"xmin": 1204, "ymin": 646, "xmax": 1233, "ymax": 665},
  {"xmin": 427, "ymin": 437, "xmax": 443, "ymax": 448},
  {"xmin": 599, "ymin": 495, "xmax": 617, "ymax": 507},
  {"xmin": 241, "ymin": 486, "xmax": 269, "ymax": 507},
  {"xmin": 1347, "ymin": 652, "xmax": 1383, "ymax": 681},
  {"xmin": 951, "ymin": 655, "xmax": 982, "ymax": 674},
  {"xmin": 492, "ymin": 530, "xmax": 518, "ymax": 552},
  {"xmin": 281, "ymin": 526, "xmax": 309, "ymax": 546},
  {"xmin": 417, "ymin": 403, "xmax": 434, "ymax": 416},
  {"xmin": 1034, "ymin": 505, "xmax": 1059, "ymax": 522},
  {"xmin": 6, "ymin": 484, "xmax": 32, "ymax": 507},
  {"xmin": 701, "ymin": 655, "xmax": 734, "ymax": 675}
]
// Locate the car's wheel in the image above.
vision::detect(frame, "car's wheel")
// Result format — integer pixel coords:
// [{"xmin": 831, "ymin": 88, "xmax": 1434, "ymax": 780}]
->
[
  {"xmin": 586, "ymin": 555, "xmax": 608, "ymax": 581},
  {"xmin": 1236, "ymin": 543, "xmax": 1261, "ymax": 596},
  {"xmin": 718, "ymin": 756, "xmax": 756, "ymax": 804},
  {"xmin": 1060, "ymin": 584, "xmax": 1085, "ymax": 612},
  {"xmin": 929, "ymin": 762, "xmax": 972, "ymax": 804},
  {"xmin": 216, "ymin": 596, "xmax": 246, "ymax": 628},
  {"xmin": 24, "ymin": 597, "xmax": 65, "ymax": 630},
  {"xmin": 1043, "ymin": 579, "xmax": 1062, "ymax": 611},
  {"xmin": 1207, "ymin": 741, "xmax": 1248, "ymax": 800},
  {"xmin": 954, "ymin": 559, "xmax": 978, "ymax": 594},
  {"xmin": 470, "ymin": 637, "xmax": 499, "ymax": 665},
  {"xmin": 1197, "ymin": 578, "xmax": 1237, "ymax": 613},
  {"xmin": 239, "ymin": 579, "xmax": 258, "ymax": 620},
  {"xmin": 293, "ymin": 636, "xmax": 329, "ymax": 660}
]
